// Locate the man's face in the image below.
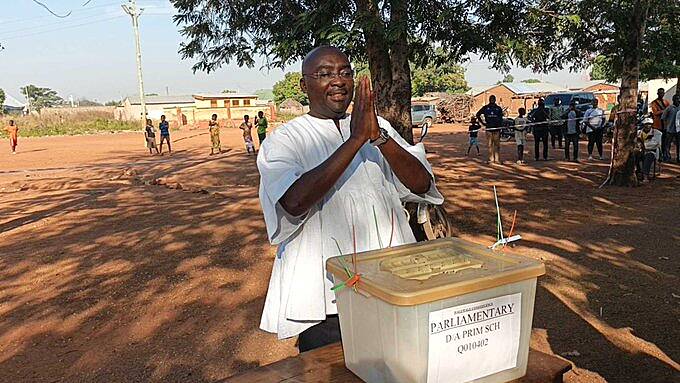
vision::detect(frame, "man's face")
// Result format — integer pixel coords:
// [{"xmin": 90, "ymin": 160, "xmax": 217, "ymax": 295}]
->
[
  {"xmin": 658, "ymin": 89, "xmax": 665, "ymax": 99},
  {"xmin": 258, "ymin": 111, "xmax": 263, "ymax": 118},
  {"xmin": 161, "ymin": 116, "xmax": 165, "ymax": 121},
  {"xmin": 300, "ymin": 49, "xmax": 354, "ymax": 119},
  {"xmin": 244, "ymin": 116, "xmax": 249, "ymax": 122},
  {"xmin": 643, "ymin": 124, "xmax": 652, "ymax": 133},
  {"xmin": 489, "ymin": 96, "xmax": 496, "ymax": 104},
  {"xmin": 592, "ymin": 99, "xmax": 598, "ymax": 108}
]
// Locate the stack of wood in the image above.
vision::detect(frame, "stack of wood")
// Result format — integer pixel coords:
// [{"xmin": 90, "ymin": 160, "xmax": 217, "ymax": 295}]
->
[{"xmin": 436, "ymin": 94, "xmax": 474, "ymax": 123}]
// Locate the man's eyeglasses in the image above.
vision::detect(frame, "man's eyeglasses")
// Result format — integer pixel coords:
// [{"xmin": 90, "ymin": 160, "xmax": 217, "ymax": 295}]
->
[{"xmin": 303, "ymin": 69, "xmax": 354, "ymax": 81}]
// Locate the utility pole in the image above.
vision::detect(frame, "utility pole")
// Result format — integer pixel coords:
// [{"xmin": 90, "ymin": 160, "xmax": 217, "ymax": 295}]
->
[{"xmin": 122, "ymin": 0, "xmax": 147, "ymax": 128}]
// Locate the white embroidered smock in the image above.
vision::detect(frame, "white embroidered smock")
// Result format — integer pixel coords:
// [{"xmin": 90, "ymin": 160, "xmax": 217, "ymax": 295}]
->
[{"xmin": 257, "ymin": 114, "xmax": 443, "ymax": 339}]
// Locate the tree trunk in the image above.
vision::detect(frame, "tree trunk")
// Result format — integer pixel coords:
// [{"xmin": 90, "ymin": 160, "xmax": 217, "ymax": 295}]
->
[
  {"xmin": 604, "ymin": 1, "xmax": 649, "ymax": 187},
  {"xmin": 356, "ymin": 0, "xmax": 413, "ymax": 143}
]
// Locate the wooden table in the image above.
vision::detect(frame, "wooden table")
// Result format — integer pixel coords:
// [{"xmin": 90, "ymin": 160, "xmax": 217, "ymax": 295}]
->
[{"xmin": 222, "ymin": 342, "xmax": 572, "ymax": 383}]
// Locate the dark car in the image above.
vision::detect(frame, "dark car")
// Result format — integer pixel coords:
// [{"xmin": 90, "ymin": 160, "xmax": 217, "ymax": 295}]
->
[{"xmin": 543, "ymin": 92, "xmax": 596, "ymax": 115}]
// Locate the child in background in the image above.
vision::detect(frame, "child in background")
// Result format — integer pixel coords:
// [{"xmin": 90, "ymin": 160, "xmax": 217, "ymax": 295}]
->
[
  {"xmin": 239, "ymin": 114, "xmax": 256, "ymax": 154},
  {"xmin": 514, "ymin": 108, "xmax": 528, "ymax": 164},
  {"xmin": 158, "ymin": 114, "xmax": 172, "ymax": 155},
  {"xmin": 145, "ymin": 119, "xmax": 159, "ymax": 155},
  {"xmin": 467, "ymin": 116, "xmax": 481, "ymax": 156},
  {"xmin": 6, "ymin": 120, "xmax": 18, "ymax": 154}
]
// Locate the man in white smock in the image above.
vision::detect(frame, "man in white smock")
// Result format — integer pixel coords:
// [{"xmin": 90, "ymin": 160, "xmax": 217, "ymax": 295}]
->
[{"xmin": 257, "ymin": 46, "xmax": 443, "ymax": 352}]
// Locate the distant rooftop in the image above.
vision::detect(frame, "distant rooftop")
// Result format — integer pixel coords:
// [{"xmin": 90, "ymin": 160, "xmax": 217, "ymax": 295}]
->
[
  {"xmin": 3, "ymin": 93, "xmax": 26, "ymax": 108},
  {"xmin": 193, "ymin": 93, "xmax": 258, "ymax": 100},
  {"xmin": 470, "ymin": 82, "xmax": 568, "ymax": 96},
  {"xmin": 126, "ymin": 95, "xmax": 195, "ymax": 105}
]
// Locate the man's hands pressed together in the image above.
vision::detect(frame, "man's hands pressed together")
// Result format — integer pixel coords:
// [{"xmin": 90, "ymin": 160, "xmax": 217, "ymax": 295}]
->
[{"xmin": 349, "ymin": 76, "xmax": 380, "ymax": 144}]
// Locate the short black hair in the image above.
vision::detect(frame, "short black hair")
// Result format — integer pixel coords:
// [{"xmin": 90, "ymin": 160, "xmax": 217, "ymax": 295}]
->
[
  {"xmin": 518, "ymin": 107, "xmax": 526, "ymax": 115},
  {"xmin": 161, "ymin": 114, "xmax": 166, "ymax": 119},
  {"xmin": 211, "ymin": 113, "xmax": 217, "ymax": 119},
  {"xmin": 244, "ymin": 114, "xmax": 249, "ymax": 119}
]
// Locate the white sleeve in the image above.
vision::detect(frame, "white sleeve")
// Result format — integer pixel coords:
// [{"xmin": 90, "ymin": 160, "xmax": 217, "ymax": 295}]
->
[
  {"xmin": 257, "ymin": 129, "xmax": 311, "ymax": 245},
  {"xmin": 378, "ymin": 117, "xmax": 444, "ymax": 205}
]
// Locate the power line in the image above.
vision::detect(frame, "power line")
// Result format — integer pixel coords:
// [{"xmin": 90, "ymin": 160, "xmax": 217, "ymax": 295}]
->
[
  {"xmin": 0, "ymin": 11, "xmax": 122, "ymax": 36},
  {"xmin": 31, "ymin": 0, "xmax": 72, "ymax": 18},
  {"xmin": 0, "ymin": 16, "xmax": 126, "ymax": 41}
]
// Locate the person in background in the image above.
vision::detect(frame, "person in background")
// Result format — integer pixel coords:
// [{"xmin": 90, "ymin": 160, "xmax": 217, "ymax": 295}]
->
[
  {"xmin": 209, "ymin": 113, "xmax": 221, "ymax": 155},
  {"xmin": 158, "ymin": 114, "xmax": 172, "ymax": 155},
  {"xmin": 549, "ymin": 98, "xmax": 563, "ymax": 149},
  {"xmin": 650, "ymin": 88, "xmax": 670, "ymax": 161},
  {"xmin": 531, "ymin": 98, "xmax": 550, "ymax": 161},
  {"xmin": 145, "ymin": 119, "xmax": 159, "ymax": 155},
  {"xmin": 239, "ymin": 114, "xmax": 256, "ymax": 154},
  {"xmin": 584, "ymin": 99, "xmax": 605, "ymax": 160},
  {"xmin": 467, "ymin": 116, "xmax": 481, "ymax": 156},
  {"xmin": 514, "ymin": 108, "xmax": 528, "ymax": 164},
  {"xmin": 661, "ymin": 94, "xmax": 679, "ymax": 162},
  {"xmin": 255, "ymin": 110, "xmax": 268, "ymax": 145},
  {"xmin": 636, "ymin": 117, "xmax": 662, "ymax": 182},
  {"xmin": 564, "ymin": 101, "xmax": 579, "ymax": 162},
  {"xmin": 5, "ymin": 120, "xmax": 18, "ymax": 154},
  {"xmin": 475, "ymin": 95, "xmax": 504, "ymax": 164}
]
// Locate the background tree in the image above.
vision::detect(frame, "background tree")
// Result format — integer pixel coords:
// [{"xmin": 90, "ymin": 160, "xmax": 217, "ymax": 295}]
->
[
  {"xmin": 521, "ymin": 78, "xmax": 541, "ymax": 83},
  {"xmin": 588, "ymin": 55, "xmax": 616, "ymax": 81},
  {"xmin": 171, "ymin": 0, "xmax": 526, "ymax": 142},
  {"xmin": 76, "ymin": 98, "xmax": 103, "ymax": 107},
  {"xmin": 254, "ymin": 89, "xmax": 275, "ymax": 100},
  {"xmin": 105, "ymin": 100, "xmax": 121, "ymax": 107},
  {"xmin": 273, "ymin": 72, "xmax": 308, "ymax": 105},
  {"xmin": 411, "ymin": 63, "xmax": 469, "ymax": 97},
  {"xmin": 21, "ymin": 85, "xmax": 62, "ymax": 111},
  {"xmin": 222, "ymin": 89, "xmax": 238, "ymax": 94},
  {"xmin": 496, "ymin": 74, "xmax": 515, "ymax": 84},
  {"xmin": 0, "ymin": 88, "xmax": 5, "ymax": 112},
  {"xmin": 502, "ymin": 0, "xmax": 668, "ymax": 186}
]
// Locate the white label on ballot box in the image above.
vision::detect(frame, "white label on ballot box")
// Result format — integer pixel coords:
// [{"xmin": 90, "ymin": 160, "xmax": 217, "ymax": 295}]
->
[{"xmin": 427, "ymin": 293, "xmax": 522, "ymax": 383}]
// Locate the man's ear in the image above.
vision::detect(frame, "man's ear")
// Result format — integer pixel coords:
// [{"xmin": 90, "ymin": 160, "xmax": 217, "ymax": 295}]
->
[{"xmin": 300, "ymin": 77, "xmax": 307, "ymax": 94}]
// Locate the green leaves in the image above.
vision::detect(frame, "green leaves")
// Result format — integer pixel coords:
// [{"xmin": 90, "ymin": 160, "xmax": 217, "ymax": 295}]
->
[
  {"xmin": 272, "ymin": 72, "xmax": 308, "ymax": 105},
  {"xmin": 20, "ymin": 85, "xmax": 62, "ymax": 111},
  {"xmin": 411, "ymin": 63, "xmax": 469, "ymax": 97}
]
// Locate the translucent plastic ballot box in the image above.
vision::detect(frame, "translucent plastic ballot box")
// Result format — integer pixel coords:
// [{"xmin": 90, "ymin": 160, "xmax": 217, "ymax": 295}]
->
[{"xmin": 326, "ymin": 237, "xmax": 545, "ymax": 383}]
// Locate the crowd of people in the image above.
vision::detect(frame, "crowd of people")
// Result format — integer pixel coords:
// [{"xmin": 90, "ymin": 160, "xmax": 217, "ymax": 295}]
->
[
  {"xmin": 142, "ymin": 110, "xmax": 269, "ymax": 156},
  {"xmin": 471, "ymin": 87, "xmax": 680, "ymax": 181}
]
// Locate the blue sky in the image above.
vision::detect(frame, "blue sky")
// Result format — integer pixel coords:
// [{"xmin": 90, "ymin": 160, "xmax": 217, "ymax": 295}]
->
[{"xmin": 0, "ymin": 0, "xmax": 589, "ymax": 103}]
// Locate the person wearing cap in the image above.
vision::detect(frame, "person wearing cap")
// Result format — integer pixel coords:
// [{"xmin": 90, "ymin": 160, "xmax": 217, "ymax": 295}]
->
[
  {"xmin": 636, "ymin": 117, "xmax": 662, "ymax": 182},
  {"xmin": 256, "ymin": 46, "xmax": 443, "ymax": 352}
]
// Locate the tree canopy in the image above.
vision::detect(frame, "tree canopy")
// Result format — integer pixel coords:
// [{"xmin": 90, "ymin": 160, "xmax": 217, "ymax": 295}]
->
[
  {"xmin": 21, "ymin": 85, "xmax": 62, "ymax": 111},
  {"xmin": 521, "ymin": 78, "xmax": 541, "ymax": 83},
  {"xmin": 497, "ymin": 74, "xmax": 515, "ymax": 84},
  {"xmin": 0, "ymin": 88, "xmax": 5, "ymax": 111},
  {"xmin": 272, "ymin": 72, "xmax": 308, "ymax": 106},
  {"xmin": 170, "ymin": 0, "xmax": 530, "ymax": 142},
  {"xmin": 411, "ymin": 63, "xmax": 469, "ymax": 97}
]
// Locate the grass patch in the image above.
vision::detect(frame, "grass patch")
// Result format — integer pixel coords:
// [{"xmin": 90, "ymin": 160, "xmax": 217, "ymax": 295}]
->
[{"xmin": 1, "ymin": 113, "xmax": 141, "ymax": 138}]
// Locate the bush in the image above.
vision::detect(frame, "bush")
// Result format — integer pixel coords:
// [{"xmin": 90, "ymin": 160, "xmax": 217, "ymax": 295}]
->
[{"xmin": 0, "ymin": 113, "xmax": 140, "ymax": 138}]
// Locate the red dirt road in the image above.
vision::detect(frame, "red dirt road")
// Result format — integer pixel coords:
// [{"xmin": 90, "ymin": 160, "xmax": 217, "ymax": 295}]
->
[{"xmin": 0, "ymin": 125, "xmax": 678, "ymax": 382}]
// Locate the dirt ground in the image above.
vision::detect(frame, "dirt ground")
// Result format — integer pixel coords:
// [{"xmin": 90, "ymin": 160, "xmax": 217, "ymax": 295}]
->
[{"xmin": 0, "ymin": 124, "xmax": 678, "ymax": 383}]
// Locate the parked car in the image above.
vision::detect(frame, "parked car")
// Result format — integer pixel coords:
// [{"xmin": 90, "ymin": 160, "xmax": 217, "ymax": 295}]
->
[
  {"xmin": 411, "ymin": 103, "xmax": 437, "ymax": 126},
  {"xmin": 529, "ymin": 91, "xmax": 596, "ymax": 120}
]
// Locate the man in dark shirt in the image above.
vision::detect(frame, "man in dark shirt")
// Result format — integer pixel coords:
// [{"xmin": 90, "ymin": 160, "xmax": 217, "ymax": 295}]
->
[
  {"xmin": 476, "ymin": 95, "xmax": 504, "ymax": 164},
  {"xmin": 531, "ymin": 98, "xmax": 550, "ymax": 161}
]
